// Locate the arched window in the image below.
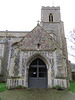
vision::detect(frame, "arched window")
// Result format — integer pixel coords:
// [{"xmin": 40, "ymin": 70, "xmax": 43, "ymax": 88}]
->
[
  {"xmin": 11, "ymin": 48, "xmax": 14, "ymax": 57},
  {"xmin": 49, "ymin": 13, "xmax": 53, "ymax": 22}
]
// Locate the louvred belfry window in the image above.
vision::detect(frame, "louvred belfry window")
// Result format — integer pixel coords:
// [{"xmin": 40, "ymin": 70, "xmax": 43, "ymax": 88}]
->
[{"xmin": 49, "ymin": 13, "xmax": 53, "ymax": 22}]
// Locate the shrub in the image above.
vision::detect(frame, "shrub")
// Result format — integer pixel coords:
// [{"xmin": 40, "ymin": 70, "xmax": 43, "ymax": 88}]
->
[
  {"xmin": 16, "ymin": 85, "xmax": 23, "ymax": 89},
  {"xmin": 16, "ymin": 85, "xmax": 27, "ymax": 89},
  {"xmin": 52, "ymin": 85, "xmax": 64, "ymax": 90}
]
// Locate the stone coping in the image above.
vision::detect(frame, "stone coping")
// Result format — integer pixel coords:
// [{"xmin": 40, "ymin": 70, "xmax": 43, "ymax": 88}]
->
[
  {"xmin": 8, "ymin": 76, "xmax": 21, "ymax": 79},
  {"xmin": 55, "ymin": 77, "xmax": 69, "ymax": 79}
]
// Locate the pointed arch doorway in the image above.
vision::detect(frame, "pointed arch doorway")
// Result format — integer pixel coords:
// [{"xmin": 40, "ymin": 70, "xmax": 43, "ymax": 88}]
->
[{"xmin": 28, "ymin": 58, "xmax": 47, "ymax": 88}]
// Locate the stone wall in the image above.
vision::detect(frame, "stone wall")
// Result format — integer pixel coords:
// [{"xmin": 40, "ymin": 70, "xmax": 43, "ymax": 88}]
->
[
  {"xmin": 0, "ymin": 31, "xmax": 28, "ymax": 38},
  {"xmin": 1, "ymin": 39, "xmax": 10, "ymax": 82},
  {"xmin": 0, "ymin": 44, "xmax": 4, "ymax": 74},
  {"xmin": 7, "ymin": 48, "xmax": 69, "ymax": 88},
  {"xmin": 0, "ymin": 6, "xmax": 71, "ymax": 89}
]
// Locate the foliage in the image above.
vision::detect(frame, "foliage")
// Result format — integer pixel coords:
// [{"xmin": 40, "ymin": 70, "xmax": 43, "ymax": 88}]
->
[
  {"xmin": 52, "ymin": 85, "xmax": 65, "ymax": 90},
  {"xmin": 16, "ymin": 85, "xmax": 23, "ymax": 89},
  {"xmin": 0, "ymin": 83, "xmax": 7, "ymax": 92},
  {"xmin": 16, "ymin": 85, "xmax": 27, "ymax": 89},
  {"xmin": 70, "ymin": 81, "xmax": 75, "ymax": 93},
  {"xmin": 0, "ymin": 97, "xmax": 1, "ymax": 100},
  {"xmin": 67, "ymin": 30, "xmax": 75, "ymax": 59}
]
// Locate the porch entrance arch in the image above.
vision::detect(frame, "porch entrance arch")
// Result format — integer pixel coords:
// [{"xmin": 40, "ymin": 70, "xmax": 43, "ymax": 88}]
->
[{"xmin": 28, "ymin": 58, "xmax": 47, "ymax": 88}]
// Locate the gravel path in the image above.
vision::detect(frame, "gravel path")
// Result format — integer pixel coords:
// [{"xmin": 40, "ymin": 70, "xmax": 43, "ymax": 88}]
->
[{"xmin": 0, "ymin": 89, "xmax": 75, "ymax": 100}]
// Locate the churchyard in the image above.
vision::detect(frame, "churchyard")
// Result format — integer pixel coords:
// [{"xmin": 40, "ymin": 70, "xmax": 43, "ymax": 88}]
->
[{"xmin": 0, "ymin": 82, "xmax": 75, "ymax": 100}]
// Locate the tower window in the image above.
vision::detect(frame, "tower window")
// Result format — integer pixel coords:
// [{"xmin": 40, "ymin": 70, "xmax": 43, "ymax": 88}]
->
[{"xmin": 49, "ymin": 13, "xmax": 53, "ymax": 22}]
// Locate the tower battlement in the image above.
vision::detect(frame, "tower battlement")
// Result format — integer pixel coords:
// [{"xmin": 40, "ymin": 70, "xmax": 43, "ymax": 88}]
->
[
  {"xmin": 41, "ymin": 6, "xmax": 61, "ymax": 23},
  {"xmin": 42, "ymin": 6, "xmax": 60, "ymax": 10}
]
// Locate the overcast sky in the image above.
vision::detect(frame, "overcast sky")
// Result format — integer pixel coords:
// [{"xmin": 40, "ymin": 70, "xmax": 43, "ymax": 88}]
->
[
  {"xmin": 0, "ymin": 0, "xmax": 75, "ymax": 31},
  {"xmin": 0, "ymin": 0, "xmax": 75, "ymax": 63}
]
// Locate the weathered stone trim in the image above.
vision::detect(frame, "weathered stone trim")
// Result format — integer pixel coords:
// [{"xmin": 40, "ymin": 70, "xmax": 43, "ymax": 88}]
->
[
  {"xmin": 21, "ymin": 49, "xmax": 57, "ymax": 51},
  {"xmin": 7, "ymin": 78, "xmax": 25, "ymax": 89}
]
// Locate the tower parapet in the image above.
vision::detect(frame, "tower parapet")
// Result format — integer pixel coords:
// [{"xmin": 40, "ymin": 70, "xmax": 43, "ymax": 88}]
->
[{"xmin": 41, "ymin": 6, "xmax": 61, "ymax": 23}]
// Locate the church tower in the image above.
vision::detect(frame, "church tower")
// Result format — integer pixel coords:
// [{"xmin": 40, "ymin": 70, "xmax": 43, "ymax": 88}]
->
[
  {"xmin": 41, "ymin": 6, "xmax": 71, "ymax": 84},
  {"xmin": 40, "ymin": 6, "xmax": 68, "ymax": 59},
  {"xmin": 41, "ymin": 6, "xmax": 62, "ymax": 45},
  {"xmin": 41, "ymin": 6, "xmax": 61, "ymax": 23}
]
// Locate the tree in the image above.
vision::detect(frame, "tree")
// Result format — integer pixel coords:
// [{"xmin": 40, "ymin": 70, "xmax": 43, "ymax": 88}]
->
[{"xmin": 66, "ymin": 28, "xmax": 75, "ymax": 63}]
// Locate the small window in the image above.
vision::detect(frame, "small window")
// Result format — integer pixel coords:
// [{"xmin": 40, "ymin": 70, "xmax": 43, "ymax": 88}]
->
[
  {"xmin": 49, "ymin": 13, "xmax": 53, "ymax": 22},
  {"xmin": 11, "ymin": 49, "xmax": 14, "ymax": 57}
]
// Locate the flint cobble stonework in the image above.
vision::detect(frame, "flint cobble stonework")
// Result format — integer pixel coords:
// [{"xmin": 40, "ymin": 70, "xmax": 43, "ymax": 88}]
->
[{"xmin": 0, "ymin": 6, "xmax": 71, "ymax": 88}]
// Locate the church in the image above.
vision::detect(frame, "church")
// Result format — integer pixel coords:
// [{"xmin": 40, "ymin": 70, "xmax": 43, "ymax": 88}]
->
[{"xmin": 0, "ymin": 6, "xmax": 71, "ymax": 88}]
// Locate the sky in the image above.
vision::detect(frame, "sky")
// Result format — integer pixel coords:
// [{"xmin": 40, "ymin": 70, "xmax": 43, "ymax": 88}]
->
[{"xmin": 0, "ymin": 0, "xmax": 75, "ymax": 63}]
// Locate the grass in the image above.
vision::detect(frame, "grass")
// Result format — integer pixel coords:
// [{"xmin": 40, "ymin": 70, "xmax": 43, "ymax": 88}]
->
[
  {"xmin": 0, "ymin": 83, "xmax": 7, "ymax": 100},
  {"xmin": 70, "ymin": 81, "xmax": 75, "ymax": 93},
  {"xmin": 0, "ymin": 83, "xmax": 7, "ymax": 92}
]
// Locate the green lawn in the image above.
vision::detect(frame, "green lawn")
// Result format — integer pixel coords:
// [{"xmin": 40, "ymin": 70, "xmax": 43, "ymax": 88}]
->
[
  {"xmin": 0, "ymin": 83, "xmax": 7, "ymax": 92},
  {"xmin": 70, "ymin": 81, "xmax": 75, "ymax": 93}
]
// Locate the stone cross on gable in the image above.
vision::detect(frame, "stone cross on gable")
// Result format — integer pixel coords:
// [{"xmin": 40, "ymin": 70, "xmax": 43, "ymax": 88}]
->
[{"xmin": 37, "ymin": 20, "xmax": 40, "ymax": 25}]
